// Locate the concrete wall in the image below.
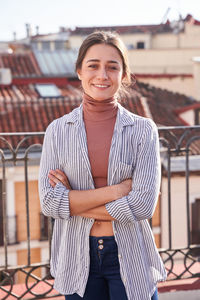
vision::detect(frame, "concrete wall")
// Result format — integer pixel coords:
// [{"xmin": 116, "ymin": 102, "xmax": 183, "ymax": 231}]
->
[
  {"xmin": 161, "ymin": 175, "xmax": 200, "ymax": 249},
  {"xmin": 128, "ymin": 48, "xmax": 200, "ymax": 75},
  {"xmin": 179, "ymin": 110, "xmax": 195, "ymax": 126},
  {"xmin": 137, "ymin": 76, "xmax": 195, "ymax": 98}
]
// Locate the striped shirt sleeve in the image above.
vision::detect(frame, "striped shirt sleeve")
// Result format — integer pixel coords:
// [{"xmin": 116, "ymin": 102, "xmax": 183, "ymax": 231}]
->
[
  {"xmin": 38, "ymin": 121, "xmax": 71, "ymax": 220},
  {"xmin": 106, "ymin": 119, "xmax": 161, "ymax": 224}
]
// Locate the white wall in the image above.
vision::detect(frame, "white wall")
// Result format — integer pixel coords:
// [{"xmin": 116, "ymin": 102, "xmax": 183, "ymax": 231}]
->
[{"xmin": 161, "ymin": 175, "xmax": 200, "ymax": 249}]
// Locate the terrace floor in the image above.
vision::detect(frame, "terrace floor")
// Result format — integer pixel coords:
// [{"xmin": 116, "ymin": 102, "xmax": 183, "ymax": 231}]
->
[{"xmin": 1, "ymin": 277, "xmax": 200, "ymax": 299}]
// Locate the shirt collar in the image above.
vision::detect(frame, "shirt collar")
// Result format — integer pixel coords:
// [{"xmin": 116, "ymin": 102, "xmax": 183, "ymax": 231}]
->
[{"xmin": 65, "ymin": 103, "xmax": 135, "ymax": 130}]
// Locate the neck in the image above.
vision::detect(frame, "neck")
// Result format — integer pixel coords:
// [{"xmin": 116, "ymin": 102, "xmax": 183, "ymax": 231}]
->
[{"xmin": 82, "ymin": 93, "xmax": 118, "ymax": 121}]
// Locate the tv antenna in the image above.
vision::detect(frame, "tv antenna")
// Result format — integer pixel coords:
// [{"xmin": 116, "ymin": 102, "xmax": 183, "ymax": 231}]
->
[{"xmin": 161, "ymin": 7, "xmax": 171, "ymax": 24}]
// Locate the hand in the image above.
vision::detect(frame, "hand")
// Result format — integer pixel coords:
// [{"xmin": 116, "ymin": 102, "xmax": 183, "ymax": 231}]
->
[
  {"xmin": 117, "ymin": 178, "xmax": 132, "ymax": 198},
  {"xmin": 48, "ymin": 169, "xmax": 71, "ymax": 189}
]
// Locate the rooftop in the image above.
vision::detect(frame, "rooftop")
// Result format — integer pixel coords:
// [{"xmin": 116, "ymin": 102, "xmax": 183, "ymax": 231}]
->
[{"xmin": 0, "ymin": 52, "xmax": 41, "ymax": 77}]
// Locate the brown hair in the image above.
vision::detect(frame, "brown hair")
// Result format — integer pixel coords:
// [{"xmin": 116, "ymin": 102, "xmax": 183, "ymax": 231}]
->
[{"xmin": 75, "ymin": 31, "xmax": 132, "ymax": 87}]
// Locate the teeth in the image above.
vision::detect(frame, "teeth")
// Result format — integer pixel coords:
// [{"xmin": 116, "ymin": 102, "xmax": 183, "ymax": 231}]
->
[{"xmin": 94, "ymin": 84, "xmax": 109, "ymax": 88}]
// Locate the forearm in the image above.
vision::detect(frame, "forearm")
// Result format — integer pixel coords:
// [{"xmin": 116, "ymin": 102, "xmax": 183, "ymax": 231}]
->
[
  {"xmin": 48, "ymin": 170, "xmax": 132, "ymax": 218},
  {"xmin": 69, "ymin": 185, "xmax": 120, "ymax": 216},
  {"xmin": 76, "ymin": 204, "xmax": 115, "ymax": 221}
]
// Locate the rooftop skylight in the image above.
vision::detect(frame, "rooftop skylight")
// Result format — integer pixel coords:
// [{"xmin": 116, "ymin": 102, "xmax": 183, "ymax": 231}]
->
[{"xmin": 35, "ymin": 84, "xmax": 61, "ymax": 97}]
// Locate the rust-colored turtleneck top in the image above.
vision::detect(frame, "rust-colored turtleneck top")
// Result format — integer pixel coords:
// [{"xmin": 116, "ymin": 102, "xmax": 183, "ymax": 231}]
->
[{"xmin": 82, "ymin": 93, "xmax": 118, "ymax": 188}]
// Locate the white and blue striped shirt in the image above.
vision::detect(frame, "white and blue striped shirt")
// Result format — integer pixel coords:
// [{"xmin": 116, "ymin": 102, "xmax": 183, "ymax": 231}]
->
[{"xmin": 39, "ymin": 103, "xmax": 167, "ymax": 300}]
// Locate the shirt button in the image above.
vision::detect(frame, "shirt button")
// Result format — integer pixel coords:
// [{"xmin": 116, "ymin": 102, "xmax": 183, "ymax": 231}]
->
[
  {"xmin": 118, "ymin": 254, "xmax": 122, "ymax": 259},
  {"xmin": 98, "ymin": 245, "xmax": 104, "ymax": 250},
  {"xmin": 123, "ymin": 277, "xmax": 126, "ymax": 284},
  {"xmin": 98, "ymin": 239, "xmax": 103, "ymax": 244}
]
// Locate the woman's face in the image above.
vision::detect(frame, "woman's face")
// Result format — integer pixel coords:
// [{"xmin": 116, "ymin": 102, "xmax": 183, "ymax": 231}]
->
[{"xmin": 77, "ymin": 44, "xmax": 124, "ymax": 101}]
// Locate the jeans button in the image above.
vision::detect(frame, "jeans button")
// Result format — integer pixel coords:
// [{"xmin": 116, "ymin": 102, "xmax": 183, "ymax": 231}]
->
[
  {"xmin": 98, "ymin": 245, "xmax": 104, "ymax": 250},
  {"xmin": 98, "ymin": 239, "xmax": 103, "ymax": 244}
]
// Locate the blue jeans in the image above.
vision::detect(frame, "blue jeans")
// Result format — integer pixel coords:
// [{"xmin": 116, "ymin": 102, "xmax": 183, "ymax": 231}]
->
[{"xmin": 65, "ymin": 236, "xmax": 158, "ymax": 300}]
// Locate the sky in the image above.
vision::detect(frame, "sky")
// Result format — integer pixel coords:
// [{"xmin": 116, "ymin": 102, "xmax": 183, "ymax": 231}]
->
[{"xmin": 0, "ymin": 0, "xmax": 200, "ymax": 41}]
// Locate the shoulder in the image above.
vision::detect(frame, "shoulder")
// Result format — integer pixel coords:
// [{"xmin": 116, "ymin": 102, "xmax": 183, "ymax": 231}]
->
[
  {"xmin": 45, "ymin": 106, "xmax": 81, "ymax": 134},
  {"xmin": 118, "ymin": 103, "xmax": 157, "ymax": 130}
]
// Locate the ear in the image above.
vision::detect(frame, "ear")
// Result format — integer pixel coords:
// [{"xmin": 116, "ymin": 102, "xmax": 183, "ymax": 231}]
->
[{"xmin": 77, "ymin": 69, "xmax": 82, "ymax": 80}]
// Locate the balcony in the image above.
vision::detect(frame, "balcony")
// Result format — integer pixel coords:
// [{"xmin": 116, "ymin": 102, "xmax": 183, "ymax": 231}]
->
[{"xmin": 0, "ymin": 127, "xmax": 200, "ymax": 299}]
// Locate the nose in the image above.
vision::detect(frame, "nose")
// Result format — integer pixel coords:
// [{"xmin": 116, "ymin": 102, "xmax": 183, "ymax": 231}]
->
[{"xmin": 96, "ymin": 67, "xmax": 108, "ymax": 80}]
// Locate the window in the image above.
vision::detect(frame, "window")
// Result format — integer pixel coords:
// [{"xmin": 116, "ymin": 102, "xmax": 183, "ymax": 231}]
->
[
  {"xmin": 40, "ymin": 213, "xmax": 48, "ymax": 240},
  {"xmin": 55, "ymin": 41, "xmax": 64, "ymax": 50},
  {"xmin": 0, "ymin": 180, "xmax": 3, "ymax": 246},
  {"xmin": 191, "ymin": 198, "xmax": 200, "ymax": 244},
  {"xmin": 35, "ymin": 84, "xmax": 61, "ymax": 98},
  {"xmin": 40, "ymin": 213, "xmax": 54, "ymax": 240},
  {"xmin": 31, "ymin": 41, "xmax": 38, "ymax": 50},
  {"xmin": 54, "ymin": 41, "xmax": 70, "ymax": 50},
  {"xmin": 0, "ymin": 180, "xmax": 17, "ymax": 246},
  {"xmin": 195, "ymin": 109, "xmax": 200, "ymax": 125},
  {"xmin": 42, "ymin": 41, "xmax": 51, "ymax": 50},
  {"xmin": 137, "ymin": 41, "xmax": 145, "ymax": 49},
  {"xmin": 126, "ymin": 44, "xmax": 134, "ymax": 50}
]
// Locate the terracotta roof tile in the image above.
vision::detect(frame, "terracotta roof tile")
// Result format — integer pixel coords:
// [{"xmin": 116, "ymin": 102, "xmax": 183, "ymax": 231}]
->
[
  {"xmin": 0, "ymin": 82, "xmax": 199, "ymax": 150},
  {"xmin": 133, "ymin": 82, "xmax": 196, "ymax": 126},
  {"xmin": 0, "ymin": 84, "xmax": 81, "ymax": 148},
  {"xmin": 0, "ymin": 52, "xmax": 41, "ymax": 77}
]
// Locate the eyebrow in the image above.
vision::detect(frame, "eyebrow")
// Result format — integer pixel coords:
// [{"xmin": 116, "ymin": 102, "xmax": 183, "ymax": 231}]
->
[{"xmin": 86, "ymin": 59, "xmax": 119, "ymax": 64}]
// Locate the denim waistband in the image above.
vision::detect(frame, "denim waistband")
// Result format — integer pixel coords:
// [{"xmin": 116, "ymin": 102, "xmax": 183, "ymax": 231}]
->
[
  {"xmin": 89, "ymin": 235, "xmax": 117, "ymax": 251},
  {"xmin": 89, "ymin": 235, "xmax": 115, "ymax": 241}
]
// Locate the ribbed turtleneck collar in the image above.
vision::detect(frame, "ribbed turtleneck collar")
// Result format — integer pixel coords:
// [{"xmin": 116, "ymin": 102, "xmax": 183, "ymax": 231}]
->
[{"xmin": 82, "ymin": 93, "xmax": 118, "ymax": 122}]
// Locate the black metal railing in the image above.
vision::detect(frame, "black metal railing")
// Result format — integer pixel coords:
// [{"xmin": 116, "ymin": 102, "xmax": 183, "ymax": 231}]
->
[{"xmin": 0, "ymin": 126, "xmax": 200, "ymax": 299}]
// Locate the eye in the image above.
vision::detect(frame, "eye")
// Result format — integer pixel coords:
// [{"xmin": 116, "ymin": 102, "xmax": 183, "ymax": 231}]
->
[
  {"xmin": 88, "ymin": 64, "xmax": 98, "ymax": 69},
  {"xmin": 108, "ymin": 65, "xmax": 119, "ymax": 70}
]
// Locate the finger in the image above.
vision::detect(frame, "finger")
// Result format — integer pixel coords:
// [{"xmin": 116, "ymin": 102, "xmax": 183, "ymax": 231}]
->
[
  {"xmin": 49, "ymin": 170, "xmax": 72, "ymax": 189},
  {"xmin": 56, "ymin": 169, "xmax": 71, "ymax": 186},
  {"xmin": 49, "ymin": 179, "xmax": 56, "ymax": 188},
  {"xmin": 49, "ymin": 171, "xmax": 71, "ymax": 189},
  {"xmin": 55, "ymin": 169, "xmax": 72, "ymax": 189},
  {"xmin": 49, "ymin": 170, "xmax": 64, "ymax": 182},
  {"xmin": 48, "ymin": 173, "xmax": 60, "ymax": 184}
]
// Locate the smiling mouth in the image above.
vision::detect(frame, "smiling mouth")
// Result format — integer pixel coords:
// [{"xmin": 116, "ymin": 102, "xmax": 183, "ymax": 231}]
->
[{"xmin": 93, "ymin": 84, "xmax": 110, "ymax": 88}]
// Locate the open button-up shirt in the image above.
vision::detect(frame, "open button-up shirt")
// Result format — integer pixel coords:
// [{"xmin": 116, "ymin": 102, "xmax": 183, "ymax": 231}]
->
[{"xmin": 39, "ymin": 103, "xmax": 167, "ymax": 300}]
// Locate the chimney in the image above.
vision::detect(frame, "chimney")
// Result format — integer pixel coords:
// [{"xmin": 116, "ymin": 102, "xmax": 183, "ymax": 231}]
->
[
  {"xmin": 36, "ymin": 25, "xmax": 39, "ymax": 35},
  {"xmin": 59, "ymin": 26, "xmax": 66, "ymax": 32},
  {"xmin": 13, "ymin": 32, "xmax": 17, "ymax": 41},
  {"xmin": 25, "ymin": 23, "xmax": 32, "ymax": 38},
  {"xmin": 192, "ymin": 57, "xmax": 200, "ymax": 101}
]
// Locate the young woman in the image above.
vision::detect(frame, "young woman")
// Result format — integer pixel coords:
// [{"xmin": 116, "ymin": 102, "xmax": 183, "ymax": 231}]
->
[{"xmin": 39, "ymin": 31, "xmax": 166, "ymax": 300}]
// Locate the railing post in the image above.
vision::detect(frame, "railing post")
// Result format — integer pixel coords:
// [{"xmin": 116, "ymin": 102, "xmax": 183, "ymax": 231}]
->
[{"xmin": 2, "ymin": 158, "xmax": 8, "ymax": 269}]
